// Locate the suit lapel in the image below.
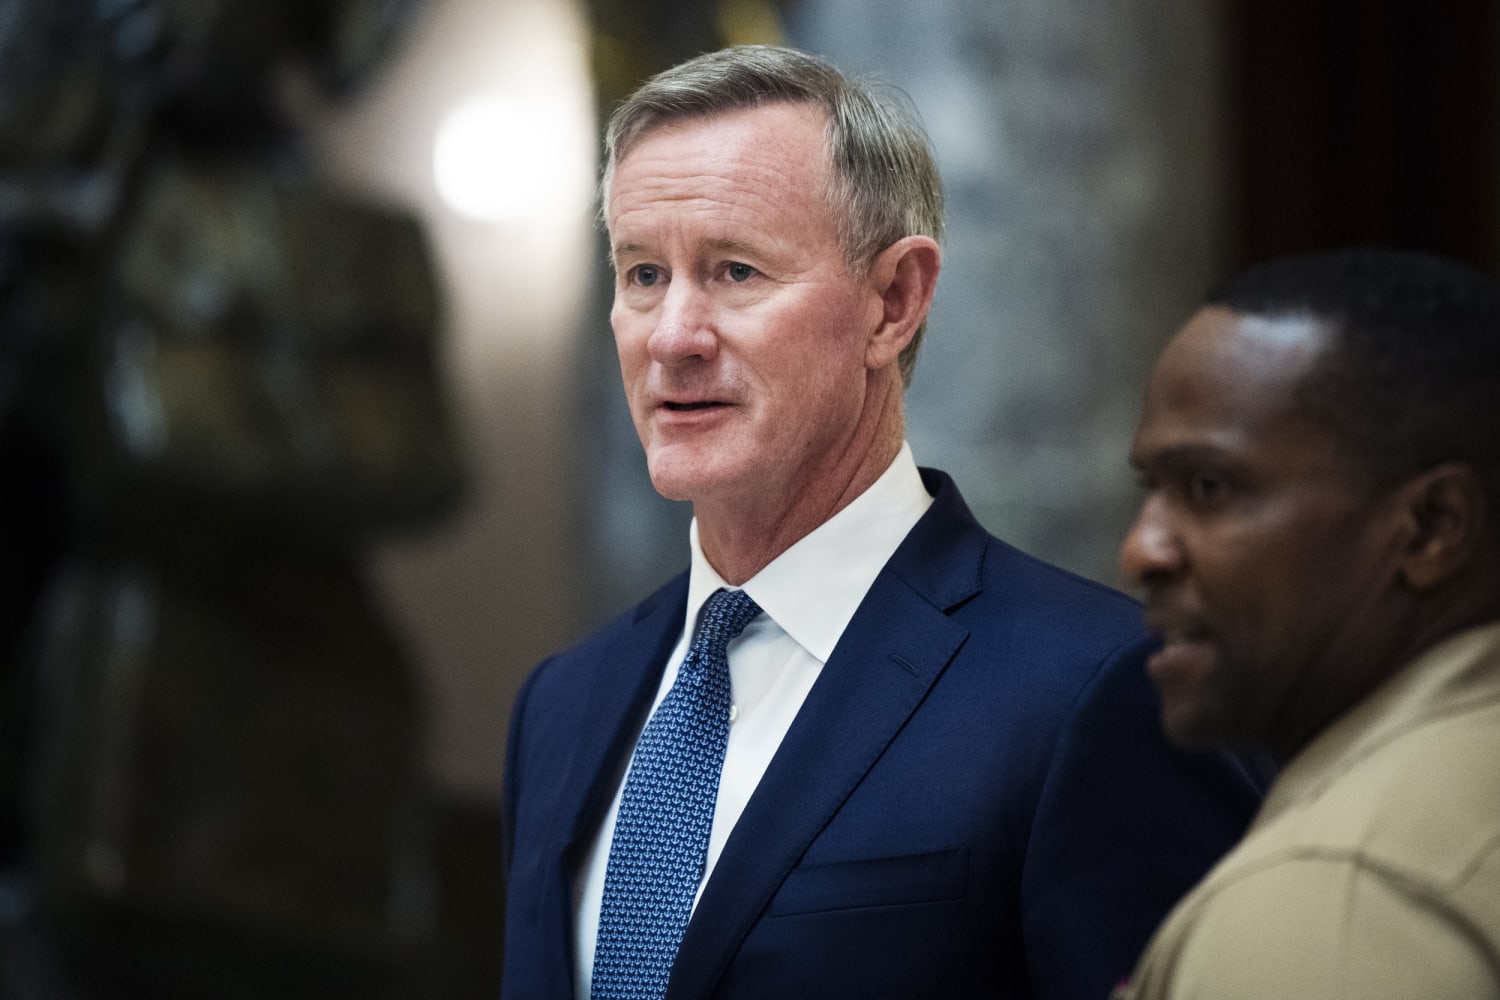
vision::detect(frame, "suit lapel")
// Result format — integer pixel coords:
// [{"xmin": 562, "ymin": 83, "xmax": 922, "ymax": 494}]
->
[
  {"xmin": 668, "ymin": 471, "xmax": 985, "ymax": 998},
  {"xmin": 557, "ymin": 578, "xmax": 688, "ymax": 856},
  {"xmin": 522, "ymin": 578, "xmax": 686, "ymax": 999}
]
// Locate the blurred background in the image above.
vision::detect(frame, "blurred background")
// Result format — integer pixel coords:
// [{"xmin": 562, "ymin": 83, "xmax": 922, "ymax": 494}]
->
[{"xmin": 2, "ymin": 0, "xmax": 1496, "ymax": 995}]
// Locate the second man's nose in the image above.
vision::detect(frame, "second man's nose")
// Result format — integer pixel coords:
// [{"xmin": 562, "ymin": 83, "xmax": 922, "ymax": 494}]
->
[{"xmin": 1118, "ymin": 498, "xmax": 1186, "ymax": 588}]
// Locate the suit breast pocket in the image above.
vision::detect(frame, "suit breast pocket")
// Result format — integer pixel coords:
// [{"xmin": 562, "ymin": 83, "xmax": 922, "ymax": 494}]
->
[{"xmin": 764, "ymin": 847, "xmax": 969, "ymax": 918}]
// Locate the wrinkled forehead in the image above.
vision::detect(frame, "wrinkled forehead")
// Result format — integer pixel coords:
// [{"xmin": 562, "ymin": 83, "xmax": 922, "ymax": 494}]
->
[{"xmin": 603, "ymin": 103, "xmax": 838, "ymax": 240}]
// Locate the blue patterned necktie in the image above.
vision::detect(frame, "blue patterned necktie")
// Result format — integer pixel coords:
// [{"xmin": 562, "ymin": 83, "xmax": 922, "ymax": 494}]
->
[{"xmin": 591, "ymin": 587, "xmax": 762, "ymax": 1000}]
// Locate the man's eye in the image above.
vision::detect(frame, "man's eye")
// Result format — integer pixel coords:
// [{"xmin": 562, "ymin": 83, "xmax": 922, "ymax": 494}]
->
[
  {"xmin": 726, "ymin": 262, "xmax": 755, "ymax": 282},
  {"xmin": 1186, "ymin": 472, "xmax": 1227, "ymax": 505},
  {"xmin": 632, "ymin": 265, "xmax": 661, "ymax": 287}
]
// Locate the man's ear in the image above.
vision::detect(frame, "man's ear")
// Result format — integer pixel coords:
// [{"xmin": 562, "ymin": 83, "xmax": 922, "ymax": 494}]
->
[
  {"xmin": 1396, "ymin": 461, "xmax": 1488, "ymax": 590},
  {"xmin": 864, "ymin": 235, "xmax": 941, "ymax": 371}
]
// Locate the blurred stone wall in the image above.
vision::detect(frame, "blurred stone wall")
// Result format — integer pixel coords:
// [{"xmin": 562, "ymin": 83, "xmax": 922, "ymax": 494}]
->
[{"xmin": 786, "ymin": 1, "xmax": 1229, "ymax": 585}]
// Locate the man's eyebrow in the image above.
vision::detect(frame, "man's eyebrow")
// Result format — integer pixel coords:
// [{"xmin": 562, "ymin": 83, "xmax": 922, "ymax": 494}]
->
[
  {"xmin": 1132, "ymin": 443, "xmax": 1228, "ymax": 471},
  {"xmin": 702, "ymin": 237, "xmax": 764, "ymax": 259},
  {"xmin": 611, "ymin": 241, "xmax": 649, "ymax": 263}
]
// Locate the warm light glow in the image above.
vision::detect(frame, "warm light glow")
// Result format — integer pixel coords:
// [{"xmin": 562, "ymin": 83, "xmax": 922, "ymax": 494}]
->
[
  {"xmin": 433, "ymin": 95, "xmax": 589, "ymax": 223},
  {"xmin": 316, "ymin": 0, "xmax": 601, "ymax": 799}
]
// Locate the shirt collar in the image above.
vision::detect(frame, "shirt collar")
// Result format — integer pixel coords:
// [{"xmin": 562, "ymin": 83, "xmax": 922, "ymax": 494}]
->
[
  {"xmin": 1258, "ymin": 618, "xmax": 1500, "ymax": 825},
  {"xmin": 684, "ymin": 442, "xmax": 933, "ymax": 663}
]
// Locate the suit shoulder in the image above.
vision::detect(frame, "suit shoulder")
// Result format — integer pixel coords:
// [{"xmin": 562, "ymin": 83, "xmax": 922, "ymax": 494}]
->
[
  {"xmin": 901, "ymin": 469, "xmax": 1144, "ymax": 639},
  {"xmin": 979, "ymin": 534, "xmax": 1145, "ymax": 634},
  {"xmin": 525, "ymin": 573, "xmax": 687, "ymax": 688}
]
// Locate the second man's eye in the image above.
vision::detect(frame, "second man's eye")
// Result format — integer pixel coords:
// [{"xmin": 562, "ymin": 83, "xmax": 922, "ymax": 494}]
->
[
  {"xmin": 633, "ymin": 265, "xmax": 661, "ymax": 287},
  {"xmin": 727, "ymin": 262, "xmax": 755, "ymax": 282},
  {"xmin": 1186, "ymin": 471, "xmax": 1227, "ymax": 506}
]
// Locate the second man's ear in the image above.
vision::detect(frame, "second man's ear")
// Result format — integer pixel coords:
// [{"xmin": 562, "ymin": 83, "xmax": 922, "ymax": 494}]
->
[{"xmin": 1396, "ymin": 461, "xmax": 1488, "ymax": 591}]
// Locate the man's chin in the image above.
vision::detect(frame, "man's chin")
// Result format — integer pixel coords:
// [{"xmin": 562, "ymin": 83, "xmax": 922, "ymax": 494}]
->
[
  {"xmin": 645, "ymin": 459, "xmax": 728, "ymax": 504},
  {"xmin": 1158, "ymin": 700, "xmax": 1232, "ymax": 751},
  {"xmin": 645, "ymin": 439, "xmax": 761, "ymax": 502},
  {"xmin": 645, "ymin": 474, "xmax": 694, "ymax": 503}
]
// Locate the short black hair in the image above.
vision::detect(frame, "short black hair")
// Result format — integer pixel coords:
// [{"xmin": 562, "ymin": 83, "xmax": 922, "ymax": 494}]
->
[{"xmin": 1205, "ymin": 247, "xmax": 1500, "ymax": 498}]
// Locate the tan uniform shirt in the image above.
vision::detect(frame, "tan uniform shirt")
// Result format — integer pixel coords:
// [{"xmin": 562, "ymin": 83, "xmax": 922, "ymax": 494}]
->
[{"xmin": 1117, "ymin": 621, "xmax": 1500, "ymax": 1000}]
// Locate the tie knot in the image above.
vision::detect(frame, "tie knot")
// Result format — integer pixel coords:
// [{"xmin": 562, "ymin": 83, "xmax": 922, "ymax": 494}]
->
[{"xmin": 696, "ymin": 588, "xmax": 761, "ymax": 653}]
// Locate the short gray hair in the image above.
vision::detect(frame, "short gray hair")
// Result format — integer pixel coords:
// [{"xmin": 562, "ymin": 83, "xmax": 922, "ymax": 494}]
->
[{"xmin": 602, "ymin": 45, "xmax": 945, "ymax": 386}]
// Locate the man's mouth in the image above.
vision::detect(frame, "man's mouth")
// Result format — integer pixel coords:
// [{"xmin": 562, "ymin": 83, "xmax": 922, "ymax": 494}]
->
[
  {"xmin": 1149, "ymin": 621, "xmax": 1210, "ymax": 652},
  {"xmin": 1143, "ymin": 620, "xmax": 1216, "ymax": 682},
  {"xmin": 662, "ymin": 400, "xmax": 724, "ymax": 411},
  {"xmin": 1143, "ymin": 603, "xmax": 1203, "ymax": 643}
]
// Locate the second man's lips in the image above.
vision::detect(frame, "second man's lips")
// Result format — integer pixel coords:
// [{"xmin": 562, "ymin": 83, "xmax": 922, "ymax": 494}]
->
[{"xmin": 1142, "ymin": 607, "xmax": 1209, "ymax": 644}]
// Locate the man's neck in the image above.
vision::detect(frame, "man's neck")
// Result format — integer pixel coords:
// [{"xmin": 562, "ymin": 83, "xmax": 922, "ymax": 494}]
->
[{"xmin": 695, "ymin": 428, "xmax": 905, "ymax": 586}]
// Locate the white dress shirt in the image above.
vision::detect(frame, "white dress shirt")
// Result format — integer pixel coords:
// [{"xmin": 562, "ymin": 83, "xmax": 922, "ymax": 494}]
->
[{"xmin": 573, "ymin": 442, "xmax": 933, "ymax": 998}]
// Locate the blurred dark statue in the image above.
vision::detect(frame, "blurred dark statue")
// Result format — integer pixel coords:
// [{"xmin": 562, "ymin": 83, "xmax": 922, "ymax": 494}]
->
[{"xmin": 0, "ymin": 0, "xmax": 466, "ymax": 996}]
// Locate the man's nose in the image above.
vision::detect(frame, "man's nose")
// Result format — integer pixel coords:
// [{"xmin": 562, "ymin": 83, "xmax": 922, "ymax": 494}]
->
[
  {"xmin": 1118, "ymin": 496, "xmax": 1185, "ymax": 587},
  {"xmin": 647, "ymin": 283, "xmax": 718, "ymax": 365}
]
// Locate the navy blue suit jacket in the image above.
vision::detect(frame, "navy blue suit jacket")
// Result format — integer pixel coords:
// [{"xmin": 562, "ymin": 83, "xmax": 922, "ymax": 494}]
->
[{"xmin": 502, "ymin": 470, "xmax": 1266, "ymax": 999}]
